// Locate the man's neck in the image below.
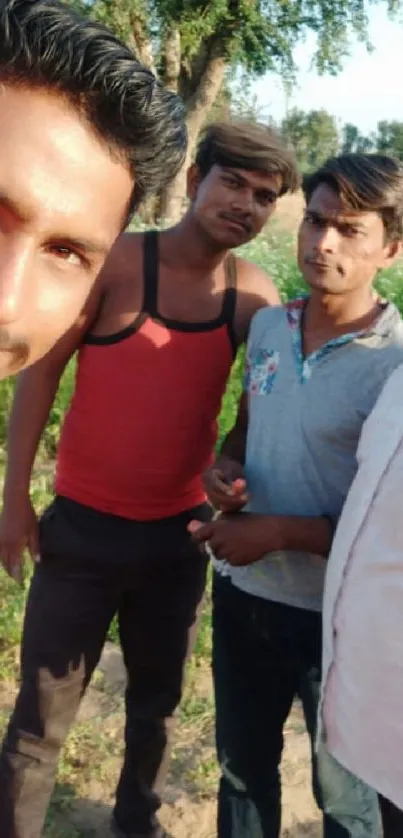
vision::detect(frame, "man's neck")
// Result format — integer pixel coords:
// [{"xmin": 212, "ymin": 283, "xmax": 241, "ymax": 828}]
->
[
  {"xmin": 161, "ymin": 215, "xmax": 228, "ymax": 273},
  {"xmin": 305, "ymin": 288, "xmax": 380, "ymax": 338}
]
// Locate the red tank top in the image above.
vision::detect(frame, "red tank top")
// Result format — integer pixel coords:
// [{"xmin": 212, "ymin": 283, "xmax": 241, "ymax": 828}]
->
[{"xmin": 56, "ymin": 231, "xmax": 237, "ymax": 520}]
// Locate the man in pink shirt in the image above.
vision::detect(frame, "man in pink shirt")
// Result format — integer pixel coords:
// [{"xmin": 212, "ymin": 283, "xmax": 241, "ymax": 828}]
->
[{"xmin": 321, "ymin": 361, "xmax": 403, "ymax": 836}]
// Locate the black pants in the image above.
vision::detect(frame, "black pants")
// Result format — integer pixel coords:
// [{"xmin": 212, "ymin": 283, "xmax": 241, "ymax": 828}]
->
[
  {"xmin": 212, "ymin": 573, "xmax": 381, "ymax": 838},
  {"xmin": 379, "ymin": 794, "xmax": 403, "ymax": 837},
  {"xmin": 0, "ymin": 496, "xmax": 210, "ymax": 838}
]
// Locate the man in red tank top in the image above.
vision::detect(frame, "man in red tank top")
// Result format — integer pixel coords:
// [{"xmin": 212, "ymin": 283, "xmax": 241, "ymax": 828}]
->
[{"xmin": 0, "ymin": 121, "xmax": 299, "ymax": 838}]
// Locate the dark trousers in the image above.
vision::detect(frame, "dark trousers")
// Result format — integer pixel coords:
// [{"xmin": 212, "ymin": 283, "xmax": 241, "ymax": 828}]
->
[
  {"xmin": 212, "ymin": 573, "xmax": 381, "ymax": 838},
  {"xmin": 379, "ymin": 794, "xmax": 403, "ymax": 837},
  {"xmin": 0, "ymin": 496, "xmax": 210, "ymax": 838}
]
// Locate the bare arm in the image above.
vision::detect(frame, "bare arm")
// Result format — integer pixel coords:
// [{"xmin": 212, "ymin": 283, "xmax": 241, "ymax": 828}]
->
[
  {"xmin": 219, "ymin": 392, "xmax": 248, "ymax": 466},
  {"xmin": 234, "ymin": 259, "xmax": 280, "ymax": 345},
  {"xmin": 0, "ymin": 285, "xmax": 103, "ymax": 582},
  {"xmin": 204, "ymin": 394, "xmax": 249, "ymax": 511},
  {"xmin": 4, "ymin": 294, "xmax": 101, "ymax": 502},
  {"xmin": 261, "ymin": 514, "xmax": 334, "ymax": 558},
  {"xmin": 191, "ymin": 513, "xmax": 334, "ymax": 566}
]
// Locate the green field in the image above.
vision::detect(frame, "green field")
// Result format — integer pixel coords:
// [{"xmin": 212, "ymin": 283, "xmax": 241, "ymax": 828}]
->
[{"xmin": 0, "ymin": 228, "xmax": 403, "ymax": 836}]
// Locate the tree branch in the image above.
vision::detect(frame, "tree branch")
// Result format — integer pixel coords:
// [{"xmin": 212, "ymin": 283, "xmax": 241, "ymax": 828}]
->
[
  {"xmin": 185, "ymin": 35, "xmax": 229, "ymax": 101},
  {"xmin": 162, "ymin": 25, "xmax": 181, "ymax": 92},
  {"xmin": 186, "ymin": 41, "xmax": 227, "ymax": 132},
  {"xmin": 129, "ymin": 13, "xmax": 158, "ymax": 77}
]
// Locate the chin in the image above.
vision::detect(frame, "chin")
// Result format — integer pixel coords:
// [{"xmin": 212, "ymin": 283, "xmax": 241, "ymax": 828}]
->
[
  {"xmin": 223, "ymin": 230, "xmax": 250, "ymax": 248},
  {"xmin": 306, "ymin": 272, "xmax": 346, "ymax": 295},
  {"xmin": 206, "ymin": 220, "xmax": 248, "ymax": 248}
]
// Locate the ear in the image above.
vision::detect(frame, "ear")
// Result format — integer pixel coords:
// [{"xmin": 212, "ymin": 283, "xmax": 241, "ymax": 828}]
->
[
  {"xmin": 379, "ymin": 239, "xmax": 402, "ymax": 270},
  {"xmin": 187, "ymin": 163, "xmax": 202, "ymax": 201}
]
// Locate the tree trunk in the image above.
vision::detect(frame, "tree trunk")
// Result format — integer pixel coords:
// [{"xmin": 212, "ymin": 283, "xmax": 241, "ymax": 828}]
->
[
  {"xmin": 159, "ymin": 50, "xmax": 227, "ymax": 222},
  {"xmin": 163, "ymin": 26, "xmax": 181, "ymax": 93},
  {"xmin": 130, "ymin": 17, "xmax": 157, "ymax": 76}
]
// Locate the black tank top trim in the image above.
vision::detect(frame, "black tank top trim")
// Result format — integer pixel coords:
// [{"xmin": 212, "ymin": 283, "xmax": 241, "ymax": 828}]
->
[{"xmin": 85, "ymin": 231, "xmax": 238, "ymax": 355}]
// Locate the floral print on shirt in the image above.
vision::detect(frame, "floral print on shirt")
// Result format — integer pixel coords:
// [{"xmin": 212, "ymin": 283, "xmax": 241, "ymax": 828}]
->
[
  {"xmin": 244, "ymin": 348, "xmax": 280, "ymax": 395},
  {"xmin": 286, "ymin": 296, "xmax": 364, "ymax": 383}
]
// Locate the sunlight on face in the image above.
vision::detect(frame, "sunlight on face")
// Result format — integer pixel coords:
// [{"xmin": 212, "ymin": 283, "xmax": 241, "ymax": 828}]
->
[{"xmin": 0, "ymin": 85, "xmax": 134, "ymax": 378}]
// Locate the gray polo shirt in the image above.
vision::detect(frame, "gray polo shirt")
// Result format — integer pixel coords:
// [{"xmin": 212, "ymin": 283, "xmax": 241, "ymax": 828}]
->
[{"xmin": 216, "ymin": 298, "xmax": 403, "ymax": 612}]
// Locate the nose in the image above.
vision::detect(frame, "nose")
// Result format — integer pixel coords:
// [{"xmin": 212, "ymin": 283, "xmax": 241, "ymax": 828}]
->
[
  {"xmin": 0, "ymin": 241, "xmax": 29, "ymax": 325},
  {"xmin": 314, "ymin": 224, "xmax": 339, "ymax": 254},
  {"xmin": 231, "ymin": 187, "xmax": 253, "ymax": 214}
]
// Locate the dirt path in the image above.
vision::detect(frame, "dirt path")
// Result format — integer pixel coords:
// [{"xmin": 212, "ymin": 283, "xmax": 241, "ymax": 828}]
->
[
  {"xmin": 68, "ymin": 644, "xmax": 320, "ymax": 838},
  {"xmin": 0, "ymin": 642, "xmax": 320, "ymax": 838}
]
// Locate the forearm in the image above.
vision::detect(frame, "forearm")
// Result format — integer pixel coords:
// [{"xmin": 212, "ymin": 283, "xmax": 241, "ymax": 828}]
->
[
  {"xmin": 279, "ymin": 515, "xmax": 334, "ymax": 557},
  {"xmin": 262, "ymin": 514, "xmax": 334, "ymax": 558},
  {"xmin": 219, "ymin": 426, "xmax": 247, "ymax": 466},
  {"xmin": 4, "ymin": 369, "xmax": 61, "ymax": 500}
]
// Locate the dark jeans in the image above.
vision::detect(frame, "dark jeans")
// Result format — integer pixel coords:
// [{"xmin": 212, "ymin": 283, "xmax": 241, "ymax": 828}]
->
[
  {"xmin": 212, "ymin": 573, "xmax": 381, "ymax": 838},
  {"xmin": 0, "ymin": 496, "xmax": 210, "ymax": 838},
  {"xmin": 379, "ymin": 794, "xmax": 403, "ymax": 837}
]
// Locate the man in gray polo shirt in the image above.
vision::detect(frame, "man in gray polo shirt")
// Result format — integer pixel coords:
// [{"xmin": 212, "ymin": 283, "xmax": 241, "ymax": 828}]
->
[{"xmin": 191, "ymin": 154, "xmax": 403, "ymax": 838}]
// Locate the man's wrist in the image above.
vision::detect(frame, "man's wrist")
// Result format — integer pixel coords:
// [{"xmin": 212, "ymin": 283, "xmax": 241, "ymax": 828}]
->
[
  {"xmin": 252, "ymin": 514, "xmax": 285, "ymax": 553},
  {"xmin": 267, "ymin": 514, "xmax": 334, "ymax": 557},
  {"xmin": 215, "ymin": 454, "xmax": 242, "ymax": 469},
  {"xmin": 267, "ymin": 515, "xmax": 286, "ymax": 552},
  {"xmin": 3, "ymin": 480, "xmax": 31, "ymax": 502}
]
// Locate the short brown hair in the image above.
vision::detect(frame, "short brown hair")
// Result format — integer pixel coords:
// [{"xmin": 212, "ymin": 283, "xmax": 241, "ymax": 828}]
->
[
  {"xmin": 304, "ymin": 154, "xmax": 403, "ymax": 242},
  {"xmin": 195, "ymin": 120, "xmax": 300, "ymax": 197}
]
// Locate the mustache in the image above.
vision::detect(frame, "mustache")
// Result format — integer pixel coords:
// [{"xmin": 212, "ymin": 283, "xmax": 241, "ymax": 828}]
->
[
  {"xmin": 305, "ymin": 256, "xmax": 345, "ymax": 276},
  {"xmin": 305, "ymin": 257, "xmax": 333, "ymax": 267},
  {"xmin": 219, "ymin": 212, "xmax": 252, "ymax": 234},
  {"xmin": 0, "ymin": 329, "xmax": 29, "ymax": 368}
]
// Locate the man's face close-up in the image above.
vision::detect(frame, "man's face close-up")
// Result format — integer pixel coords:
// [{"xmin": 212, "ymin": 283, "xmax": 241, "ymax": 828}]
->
[
  {"xmin": 298, "ymin": 183, "xmax": 394, "ymax": 296},
  {"xmin": 188, "ymin": 164, "xmax": 282, "ymax": 248},
  {"xmin": 0, "ymin": 84, "xmax": 134, "ymax": 378}
]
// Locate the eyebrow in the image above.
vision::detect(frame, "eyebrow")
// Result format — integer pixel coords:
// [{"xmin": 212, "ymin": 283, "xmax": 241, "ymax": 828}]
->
[
  {"xmin": 305, "ymin": 209, "xmax": 366, "ymax": 228},
  {"xmin": 222, "ymin": 168, "xmax": 279, "ymax": 199},
  {"xmin": 0, "ymin": 190, "xmax": 110, "ymax": 256},
  {"xmin": 0, "ymin": 190, "xmax": 33, "ymax": 224},
  {"xmin": 57, "ymin": 236, "xmax": 110, "ymax": 257}
]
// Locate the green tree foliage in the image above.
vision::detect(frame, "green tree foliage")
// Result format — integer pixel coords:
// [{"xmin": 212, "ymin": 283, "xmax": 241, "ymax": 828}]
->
[
  {"xmin": 341, "ymin": 122, "xmax": 374, "ymax": 153},
  {"xmin": 282, "ymin": 108, "xmax": 340, "ymax": 170},
  {"xmin": 374, "ymin": 120, "xmax": 403, "ymax": 159},
  {"xmin": 71, "ymin": 0, "xmax": 402, "ymax": 218},
  {"xmin": 340, "ymin": 121, "xmax": 403, "ymax": 159}
]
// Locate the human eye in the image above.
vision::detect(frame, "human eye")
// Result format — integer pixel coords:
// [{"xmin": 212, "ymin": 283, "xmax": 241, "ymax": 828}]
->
[
  {"xmin": 257, "ymin": 191, "xmax": 276, "ymax": 207},
  {"xmin": 341, "ymin": 224, "xmax": 362, "ymax": 237},
  {"xmin": 221, "ymin": 173, "xmax": 239, "ymax": 189},
  {"xmin": 47, "ymin": 243, "xmax": 87, "ymax": 269},
  {"xmin": 304, "ymin": 212, "xmax": 320, "ymax": 226}
]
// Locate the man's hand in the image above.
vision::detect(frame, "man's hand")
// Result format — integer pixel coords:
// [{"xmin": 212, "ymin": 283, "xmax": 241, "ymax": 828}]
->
[
  {"xmin": 203, "ymin": 456, "xmax": 248, "ymax": 513},
  {"xmin": 188, "ymin": 513, "xmax": 282, "ymax": 567},
  {"xmin": 0, "ymin": 494, "xmax": 39, "ymax": 584}
]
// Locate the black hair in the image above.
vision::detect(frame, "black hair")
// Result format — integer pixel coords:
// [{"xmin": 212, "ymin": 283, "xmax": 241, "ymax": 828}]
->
[
  {"xmin": 304, "ymin": 154, "xmax": 403, "ymax": 242},
  {"xmin": 0, "ymin": 0, "xmax": 188, "ymax": 216},
  {"xmin": 195, "ymin": 120, "xmax": 300, "ymax": 197}
]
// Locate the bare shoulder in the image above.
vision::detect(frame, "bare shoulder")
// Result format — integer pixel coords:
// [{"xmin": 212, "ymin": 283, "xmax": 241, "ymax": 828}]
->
[
  {"xmin": 100, "ymin": 231, "xmax": 143, "ymax": 289},
  {"xmin": 235, "ymin": 256, "xmax": 280, "ymax": 305},
  {"xmin": 233, "ymin": 256, "xmax": 280, "ymax": 345}
]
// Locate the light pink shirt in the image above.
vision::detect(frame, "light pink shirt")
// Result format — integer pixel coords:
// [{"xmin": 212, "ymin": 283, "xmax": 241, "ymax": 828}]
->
[{"xmin": 321, "ymin": 363, "xmax": 403, "ymax": 810}]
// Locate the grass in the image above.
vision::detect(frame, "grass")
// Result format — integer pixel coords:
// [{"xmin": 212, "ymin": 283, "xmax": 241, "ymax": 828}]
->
[{"xmin": 1, "ymin": 225, "xmax": 403, "ymax": 834}]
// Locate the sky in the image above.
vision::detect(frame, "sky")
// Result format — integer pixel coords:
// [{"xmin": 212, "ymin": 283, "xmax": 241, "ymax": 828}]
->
[{"xmin": 251, "ymin": 5, "xmax": 403, "ymax": 135}]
